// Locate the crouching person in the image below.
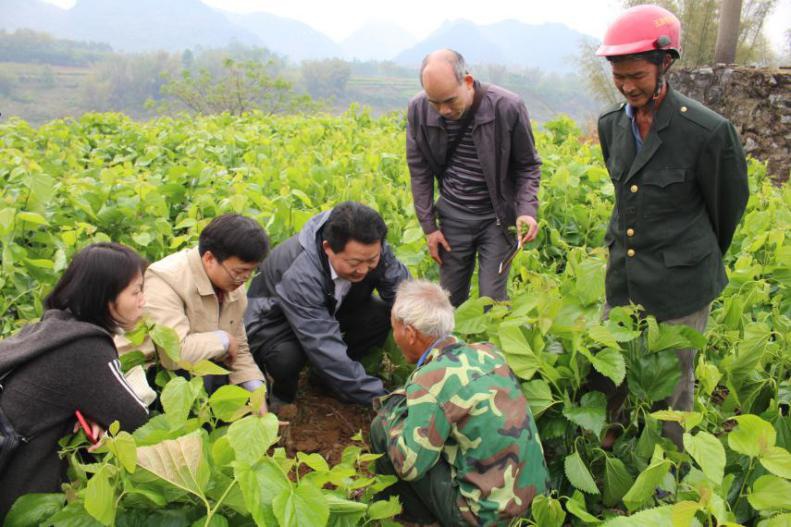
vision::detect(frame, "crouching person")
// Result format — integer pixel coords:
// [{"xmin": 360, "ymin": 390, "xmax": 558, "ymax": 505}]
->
[
  {"xmin": 370, "ymin": 280, "xmax": 549, "ymax": 526},
  {"xmin": 121, "ymin": 214, "xmax": 269, "ymax": 408},
  {"xmin": 0, "ymin": 243, "xmax": 150, "ymax": 519}
]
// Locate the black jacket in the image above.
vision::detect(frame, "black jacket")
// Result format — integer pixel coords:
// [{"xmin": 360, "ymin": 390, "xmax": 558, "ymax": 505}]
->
[
  {"xmin": 598, "ymin": 86, "xmax": 749, "ymax": 320},
  {"xmin": 245, "ymin": 210, "xmax": 410, "ymax": 404},
  {"xmin": 0, "ymin": 310, "xmax": 148, "ymax": 518}
]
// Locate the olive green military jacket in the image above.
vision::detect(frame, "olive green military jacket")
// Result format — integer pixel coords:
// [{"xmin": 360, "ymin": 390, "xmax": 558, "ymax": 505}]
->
[{"xmin": 598, "ymin": 86, "xmax": 749, "ymax": 321}]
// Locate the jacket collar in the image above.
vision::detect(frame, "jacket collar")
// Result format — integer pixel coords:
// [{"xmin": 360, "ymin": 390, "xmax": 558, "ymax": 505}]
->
[
  {"xmin": 416, "ymin": 335, "xmax": 460, "ymax": 368},
  {"xmin": 623, "ymin": 85, "xmax": 679, "ymax": 183},
  {"xmin": 187, "ymin": 247, "xmax": 244, "ymax": 304}
]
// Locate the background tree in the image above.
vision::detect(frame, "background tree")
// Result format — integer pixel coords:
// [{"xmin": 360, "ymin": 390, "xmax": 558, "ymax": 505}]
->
[
  {"xmin": 621, "ymin": 0, "xmax": 777, "ymax": 66},
  {"xmin": 159, "ymin": 58, "xmax": 315, "ymax": 116},
  {"xmin": 734, "ymin": 0, "xmax": 778, "ymax": 64},
  {"xmin": 300, "ymin": 59, "xmax": 352, "ymax": 100},
  {"xmin": 575, "ymin": 39, "xmax": 620, "ymax": 105},
  {"xmin": 715, "ymin": 0, "xmax": 742, "ymax": 63},
  {"xmin": 82, "ymin": 51, "xmax": 179, "ymax": 117}
]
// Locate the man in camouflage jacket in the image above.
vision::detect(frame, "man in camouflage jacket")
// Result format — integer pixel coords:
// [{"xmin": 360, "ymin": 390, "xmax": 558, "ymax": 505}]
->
[{"xmin": 370, "ymin": 280, "xmax": 548, "ymax": 526}]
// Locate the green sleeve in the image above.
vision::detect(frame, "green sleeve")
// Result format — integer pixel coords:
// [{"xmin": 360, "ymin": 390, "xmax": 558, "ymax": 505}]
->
[
  {"xmin": 384, "ymin": 383, "xmax": 453, "ymax": 482},
  {"xmin": 696, "ymin": 120, "xmax": 749, "ymax": 255}
]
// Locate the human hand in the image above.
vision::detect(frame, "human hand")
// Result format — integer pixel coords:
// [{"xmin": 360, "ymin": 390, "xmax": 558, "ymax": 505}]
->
[
  {"xmin": 516, "ymin": 215, "xmax": 538, "ymax": 244},
  {"xmin": 426, "ymin": 230, "xmax": 451, "ymax": 265},
  {"xmin": 225, "ymin": 333, "xmax": 239, "ymax": 366},
  {"xmin": 73, "ymin": 415, "xmax": 106, "ymax": 452}
]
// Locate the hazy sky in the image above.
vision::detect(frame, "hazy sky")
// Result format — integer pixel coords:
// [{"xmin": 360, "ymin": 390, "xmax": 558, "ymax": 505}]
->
[{"xmin": 42, "ymin": 0, "xmax": 790, "ymax": 52}]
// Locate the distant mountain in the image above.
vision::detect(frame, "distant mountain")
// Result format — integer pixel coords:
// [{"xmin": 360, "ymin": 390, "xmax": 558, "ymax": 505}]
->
[
  {"xmin": 341, "ymin": 22, "xmax": 416, "ymax": 61},
  {"xmin": 395, "ymin": 20, "xmax": 506, "ymax": 66},
  {"xmin": 480, "ymin": 20, "xmax": 587, "ymax": 73},
  {"xmin": 0, "ymin": 0, "xmax": 262, "ymax": 52},
  {"xmin": 394, "ymin": 19, "xmax": 591, "ymax": 73},
  {"xmin": 222, "ymin": 11, "xmax": 344, "ymax": 63},
  {"xmin": 0, "ymin": 0, "xmax": 69, "ymax": 36},
  {"xmin": 0, "ymin": 3, "xmax": 593, "ymax": 71}
]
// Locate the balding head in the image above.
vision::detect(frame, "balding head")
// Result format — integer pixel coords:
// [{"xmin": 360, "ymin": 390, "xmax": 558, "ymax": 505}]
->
[
  {"xmin": 420, "ymin": 49, "xmax": 468, "ymax": 87},
  {"xmin": 419, "ymin": 49, "xmax": 475, "ymax": 120}
]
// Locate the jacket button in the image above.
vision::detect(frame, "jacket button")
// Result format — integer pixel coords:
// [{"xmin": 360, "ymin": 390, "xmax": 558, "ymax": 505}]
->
[
  {"xmin": 630, "ymin": 184, "xmax": 638, "ymax": 193},
  {"xmin": 681, "ymin": 106, "xmax": 688, "ymax": 112},
  {"xmin": 627, "ymin": 249, "xmax": 636, "ymax": 257},
  {"xmin": 626, "ymin": 228, "xmax": 635, "ymax": 237}
]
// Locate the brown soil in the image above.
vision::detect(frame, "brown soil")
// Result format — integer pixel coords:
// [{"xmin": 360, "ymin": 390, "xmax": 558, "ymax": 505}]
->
[
  {"xmin": 273, "ymin": 375, "xmax": 432, "ymax": 526},
  {"xmin": 276, "ymin": 374, "xmax": 376, "ymax": 465}
]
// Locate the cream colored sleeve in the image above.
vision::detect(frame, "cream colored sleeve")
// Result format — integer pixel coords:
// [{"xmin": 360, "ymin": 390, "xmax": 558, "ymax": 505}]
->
[
  {"xmin": 143, "ymin": 270, "xmax": 226, "ymax": 368},
  {"xmin": 227, "ymin": 295, "xmax": 265, "ymax": 385}
]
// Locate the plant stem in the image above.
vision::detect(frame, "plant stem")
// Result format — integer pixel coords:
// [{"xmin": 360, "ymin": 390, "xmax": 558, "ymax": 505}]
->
[
  {"xmin": 204, "ymin": 480, "xmax": 236, "ymax": 526},
  {"xmin": 738, "ymin": 457, "xmax": 755, "ymax": 500}
]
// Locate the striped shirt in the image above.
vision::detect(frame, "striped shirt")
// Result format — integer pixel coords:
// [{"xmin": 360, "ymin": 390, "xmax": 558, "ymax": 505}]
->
[{"xmin": 441, "ymin": 118, "xmax": 493, "ymax": 214}]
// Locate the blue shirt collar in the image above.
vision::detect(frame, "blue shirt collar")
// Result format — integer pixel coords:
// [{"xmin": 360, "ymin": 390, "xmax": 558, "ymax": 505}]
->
[
  {"xmin": 624, "ymin": 103, "xmax": 644, "ymax": 152},
  {"xmin": 416, "ymin": 335, "xmax": 450, "ymax": 368}
]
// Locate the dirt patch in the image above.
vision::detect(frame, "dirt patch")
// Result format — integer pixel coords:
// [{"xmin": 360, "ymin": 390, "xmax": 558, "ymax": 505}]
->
[{"xmin": 277, "ymin": 374, "xmax": 376, "ymax": 466}]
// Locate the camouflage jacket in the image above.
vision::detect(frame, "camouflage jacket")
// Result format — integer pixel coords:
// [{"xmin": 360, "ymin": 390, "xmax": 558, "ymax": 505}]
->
[{"xmin": 375, "ymin": 336, "xmax": 549, "ymax": 526}]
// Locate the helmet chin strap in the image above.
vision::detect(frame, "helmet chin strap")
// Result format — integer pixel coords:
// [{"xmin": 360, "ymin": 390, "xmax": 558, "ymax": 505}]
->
[{"xmin": 652, "ymin": 54, "xmax": 676, "ymax": 101}]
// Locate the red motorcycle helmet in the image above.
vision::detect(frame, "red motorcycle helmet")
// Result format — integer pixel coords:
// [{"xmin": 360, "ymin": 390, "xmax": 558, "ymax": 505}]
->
[{"xmin": 596, "ymin": 4, "xmax": 681, "ymax": 58}]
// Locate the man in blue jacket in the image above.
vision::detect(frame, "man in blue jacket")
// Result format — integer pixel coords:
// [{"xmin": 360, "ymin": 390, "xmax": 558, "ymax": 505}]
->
[{"xmin": 245, "ymin": 202, "xmax": 410, "ymax": 407}]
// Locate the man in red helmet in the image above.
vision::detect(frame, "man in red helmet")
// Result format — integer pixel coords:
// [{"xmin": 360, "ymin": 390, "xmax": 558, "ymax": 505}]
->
[{"xmin": 595, "ymin": 4, "xmax": 749, "ymax": 447}]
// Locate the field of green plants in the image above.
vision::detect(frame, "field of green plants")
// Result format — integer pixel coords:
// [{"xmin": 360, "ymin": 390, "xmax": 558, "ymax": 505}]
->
[{"xmin": 0, "ymin": 109, "xmax": 789, "ymax": 526}]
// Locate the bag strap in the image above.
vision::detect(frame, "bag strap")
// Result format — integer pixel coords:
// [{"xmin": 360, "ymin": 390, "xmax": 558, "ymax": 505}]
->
[
  {"xmin": 438, "ymin": 81, "xmax": 488, "ymax": 182},
  {"xmin": 0, "ymin": 369, "xmax": 12, "ymax": 393}
]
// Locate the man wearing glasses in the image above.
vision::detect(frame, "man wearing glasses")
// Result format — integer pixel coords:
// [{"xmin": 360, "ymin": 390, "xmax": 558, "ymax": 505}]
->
[
  {"xmin": 245, "ymin": 202, "xmax": 410, "ymax": 409},
  {"xmin": 128, "ymin": 214, "xmax": 269, "ymax": 408}
]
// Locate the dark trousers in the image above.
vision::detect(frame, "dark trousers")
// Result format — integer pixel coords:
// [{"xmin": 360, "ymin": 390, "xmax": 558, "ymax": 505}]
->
[
  {"xmin": 437, "ymin": 199, "xmax": 515, "ymax": 307},
  {"xmin": 254, "ymin": 296, "xmax": 391, "ymax": 402},
  {"xmin": 370, "ymin": 412, "xmax": 465, "ymax": 526},
  {"xmin": 590, "ymin": 303, "xmax": 710, "ymax": 449}
]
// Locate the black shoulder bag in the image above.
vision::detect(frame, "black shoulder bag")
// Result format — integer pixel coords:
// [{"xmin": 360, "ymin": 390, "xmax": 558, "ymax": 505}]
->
[{"xmin": 0, "ymin": 369, "xmax": 27, "ymax": 473}]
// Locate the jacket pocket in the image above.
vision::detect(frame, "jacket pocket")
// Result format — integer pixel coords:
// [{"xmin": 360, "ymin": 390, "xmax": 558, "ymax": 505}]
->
[
  {"xmin": 662, "ymin": 244, "xmax": 713, "ymax": 267},
  {"xmin": 643, "ymin": 168, "xmax": 687, "ymax": 188}
]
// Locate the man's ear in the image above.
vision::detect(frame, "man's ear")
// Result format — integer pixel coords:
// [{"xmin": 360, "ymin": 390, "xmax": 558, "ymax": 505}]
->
[
  {"xmin": 322, "ymin": 240, "xmax": 333, "ymax": 258},
  {"xmin": 202, "ymin": 250, "xmax": 215, "ymax": 266},
  {"xmin": 463, "ymin": 73, "xmax": 474, "ymax": 89},
  {"xmin": 405, "ymin": 324, "xmax": 418, "ymax": 345}
]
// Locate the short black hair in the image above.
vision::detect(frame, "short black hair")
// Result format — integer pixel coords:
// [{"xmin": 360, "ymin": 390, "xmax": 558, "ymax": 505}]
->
[
  {"xmin": 45, "ymin": 243, "xmax": 148, "ymax": 333},
  {"xmin": 198, "ymin": 214, "xmax": 269, "ymax": 263},
  {"xmin": 607, "ymin": 50, "xmax": 667, "ymax": 65},
  {"xmin": 322, "ymin": 201, "xmax": 388, "ymax": 253}
]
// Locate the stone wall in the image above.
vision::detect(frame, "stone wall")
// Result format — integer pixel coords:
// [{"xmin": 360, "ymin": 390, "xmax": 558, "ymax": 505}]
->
[{"xmin": 669, "ymin": 66, "xmax": 790, "ymax": 181}]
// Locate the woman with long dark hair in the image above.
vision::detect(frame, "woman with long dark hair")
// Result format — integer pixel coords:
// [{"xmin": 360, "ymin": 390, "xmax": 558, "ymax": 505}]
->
[{"xmin": 0, "ymin": 242, "xmax": 150, "ymax": 518}]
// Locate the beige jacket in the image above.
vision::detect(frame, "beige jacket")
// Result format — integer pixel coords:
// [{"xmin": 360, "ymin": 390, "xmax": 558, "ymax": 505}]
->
[{"xmin": 119, "ymin": 247, "xmax": 264, "ymax": 385}]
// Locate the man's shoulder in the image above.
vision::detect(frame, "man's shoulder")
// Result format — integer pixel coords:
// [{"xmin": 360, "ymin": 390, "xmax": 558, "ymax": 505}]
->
[
  {"xmin": 672, "ymin": 90, "xmax": 730, "ymax": 132},
  {"xmin": 411, "ymin": 342, "xmax": 515, "ymax": 405},
  {"xmin": 485, "ymin": 83, "xmax": 520, "ymax": 101},
  {"xmin": 408, "ymin": 91, "xmax": 428, "ymax": 109},
  {"xmin": 421, "ymin": 341, "xmax": 502, "ymax": 378},
  {"xmin": 598, "ymin": 101, "xmax": 626, "ymax": 123},
  {"xmin": 276, "ymin": 249, "xmax": 327, "ymax": 302},
  {"xmin": 485, "ymin": 83, "xmax": 525, "ymax": 112},
  {"xmin": 147, "ymin": 249, "xmax": 192, "ymax": 281}
]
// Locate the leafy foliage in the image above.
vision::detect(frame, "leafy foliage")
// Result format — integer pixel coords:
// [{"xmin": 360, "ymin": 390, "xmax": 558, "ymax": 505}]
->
[{"xmin": 1, "ymin": 109, "xmax": 789, "ymax": 525}]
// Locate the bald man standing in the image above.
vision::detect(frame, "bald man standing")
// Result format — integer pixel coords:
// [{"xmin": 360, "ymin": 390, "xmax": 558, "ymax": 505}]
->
[{"xmin": 406, "ymin": 49, "xmax": 542, "ymax": 307}]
